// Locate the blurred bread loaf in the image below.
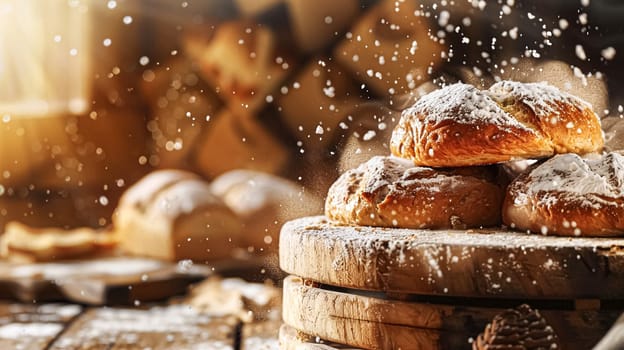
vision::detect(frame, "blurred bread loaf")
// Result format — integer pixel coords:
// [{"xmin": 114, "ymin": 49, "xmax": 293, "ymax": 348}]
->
[
  {"xmin": 211, "ymin": 170, "xmax": 322, "ymax": 255},
  {"xmin": 113, "ymin": 170, "xmax": 242, "ymax": 261},
  {"xmin": 184, "ymin": 21, "xmax": 295, "ymax": 116}
]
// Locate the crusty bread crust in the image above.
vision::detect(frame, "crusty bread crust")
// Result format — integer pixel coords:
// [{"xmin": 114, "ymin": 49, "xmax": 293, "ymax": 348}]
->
[
  {"xmin": 503, "ymin": 152, "xmax": 624, "ymax": 237},
  {"xmin": 113, "ymin": 170, "xmax": 243, "ymax": 261},
  {"xmin": 391, "ymin": 81, "xmax": 604, "ymax": 167},
  {"xmin": 325, "ymin": 156, "xmax": 503, "ymax": 229}
]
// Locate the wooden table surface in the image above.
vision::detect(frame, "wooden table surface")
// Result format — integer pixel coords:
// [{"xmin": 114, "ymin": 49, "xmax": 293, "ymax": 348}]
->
[{"xmin": 0, "ymin": 302, "xmax": 281, "ymax": 350}]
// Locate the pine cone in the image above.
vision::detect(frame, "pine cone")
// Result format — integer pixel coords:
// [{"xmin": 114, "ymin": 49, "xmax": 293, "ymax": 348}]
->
[{"xmin": 473, "ymin": 304, "xmax": 560, "ymax": 350}]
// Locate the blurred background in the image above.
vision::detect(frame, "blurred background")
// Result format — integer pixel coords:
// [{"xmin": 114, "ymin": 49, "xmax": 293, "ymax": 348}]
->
[{"xmin": 0, "ymin": 0, "xmax": 622, "ymax": 243}]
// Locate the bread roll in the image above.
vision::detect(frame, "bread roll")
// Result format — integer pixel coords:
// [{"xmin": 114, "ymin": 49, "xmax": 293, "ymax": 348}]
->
[
  {"xmin": 326, "ymin": 156, "xmax": 503, "ymax": 229},
  {"xmin": 391, "ymin": 81, "xmax": 604, "ymax": 167},
  {"xmin": 113, "ymin": 170, "xmax": 242, "ymax": 261},
  {"xmin": 503, "ymin": 152, "xmax": 624, "ymax": 237},
  {"xmin": 211, "ymin": 170, "xmax": 322, "ymax": 255}
]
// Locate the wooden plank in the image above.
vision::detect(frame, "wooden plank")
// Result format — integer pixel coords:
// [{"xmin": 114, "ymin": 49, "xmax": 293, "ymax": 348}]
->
[
  {"xmin": 48, "ymin": 305, "xmax": 238, "ymax": 350},
  {"xmin": 241, "ymin": 320, "xmax": 281, "ymax": 350},
  {"xmin": 0, "ymin": 303, "xmax": 82, "ymax": 350},
  {"xmin": 279, "ymin": 324, "xmax": 362, "ymax": 350},
  {"xmin": 280, "ymin": 216, "xmax": 624, "ymax": 299},
  {"xmin": 283, "ymin": 275, "xmax": 619, "ymax": 349},
  {"xmin": 0, "ymin": 257, "xmax": 209, "ymax": 305}
]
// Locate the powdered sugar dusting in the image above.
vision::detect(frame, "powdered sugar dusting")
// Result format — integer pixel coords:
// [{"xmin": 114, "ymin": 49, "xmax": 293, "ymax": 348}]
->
[
  {"xmin": 281, "ymin": 216, "xmax": 624, "ymax": 297},
  {"xmin": 119, "ymin": 170, "xmax": 198, "ymax": 211},
  {"xmin": 403, "ymin": 83, "xmax": 530, "ymax": 130},
  {"xmin": 0, "ymin": 323, "xmax": 63, "ymax": 339},
  {"xmin": 521, "ymin": 153, "xmax": 624, "ymax": 208},
  {"xmin": 326, "ymin": 156, "xmax": 465, "ymax": 225},
  {"xmin": 488, "ymin": 80, "xmax": 595, "ymax": 121},
  {"xmin": 52, "ymin": 306, "xmax": 235, "ymax": 349},
  {"xmin": 148, "ymin": 179, "xmax": 223, "ymax": 220},
  {"xmin": 360, "ymin": 156, "xmax": 425, "ymax": 195}
]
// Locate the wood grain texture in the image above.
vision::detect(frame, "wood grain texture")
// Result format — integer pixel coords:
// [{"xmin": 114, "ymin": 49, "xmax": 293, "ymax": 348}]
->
[
  {"xmin": 0, "ymin": 303, "xmax": 82, "ymax": 350},
  {"xmin": 280, "ymin": 216, "xmax": 624, "ymax": 299},
  {"xmin": 48, "ymin": 306, "xmax": 237, "ymax": 350},
  {"xmin": 242, "ymin": 320, "xmax": 281, "ymax": 350},
  {"xmin": 279, "ymin": 324, "xmax": 362, "ymax": 350},
  {"xmin": 0, "ymin": 257, "xmax": 209, "ymax": 305},
  {"xmin": 282, "ymin": 276, "xmax": 618, "ymax": 350},
  {"xmin": 283, "ymin": 275, "xmax": 449, "ymax": 349}
]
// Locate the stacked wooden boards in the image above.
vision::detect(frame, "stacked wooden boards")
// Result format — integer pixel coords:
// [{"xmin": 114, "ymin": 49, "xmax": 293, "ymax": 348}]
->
[{"xmin": 279, "ymin": 216, "xmax": 624, "ymax": 349}]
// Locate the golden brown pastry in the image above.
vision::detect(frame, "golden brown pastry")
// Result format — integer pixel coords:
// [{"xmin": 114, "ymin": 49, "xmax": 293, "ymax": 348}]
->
[
  {"xmin": 391, "ymin": 81, "xmax": 604, "ymax": 167},
  {"xmin": 0, "ymin": 222, "xmax": 116, "ymax": 263},
  {"xmin": 113, "ymin": 170, "xmax": 243, "ymax": 261},
  {"xmin": 503, "ymin": 152, "xmax": 624, "ymax": 237},
  {"xmin": 325, "ymin": 156, "xmax": 503, "ymax": 229}
]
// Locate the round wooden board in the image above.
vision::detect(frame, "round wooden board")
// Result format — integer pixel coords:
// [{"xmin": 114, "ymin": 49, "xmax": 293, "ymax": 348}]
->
[
  {"xmin": 282, "ymin": 275, "xmax": 619, "ymax": 350},
  {"xmin": 280, "ymin": 216, "xmax": 624, "ymax": 299},
  {"xmin": 279, "ymin": 324, "xmax": 362, "ymax": 350}
]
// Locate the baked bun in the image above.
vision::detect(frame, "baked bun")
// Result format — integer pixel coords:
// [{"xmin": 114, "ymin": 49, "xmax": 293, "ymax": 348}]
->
[
  {"xmin": 113, "ymin": 170, "xmax": 242, "ymax": 261},
  {"xmin": 325, "ymin": 156, "xmax": 503, "ymax": 229},
  {"xmin": 503, "ymin": 152, "xmax": 624, "ymax": 237},
  {"xmin": 390, "ymin": 81, "xmax": 604, "ymax": 167}
]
